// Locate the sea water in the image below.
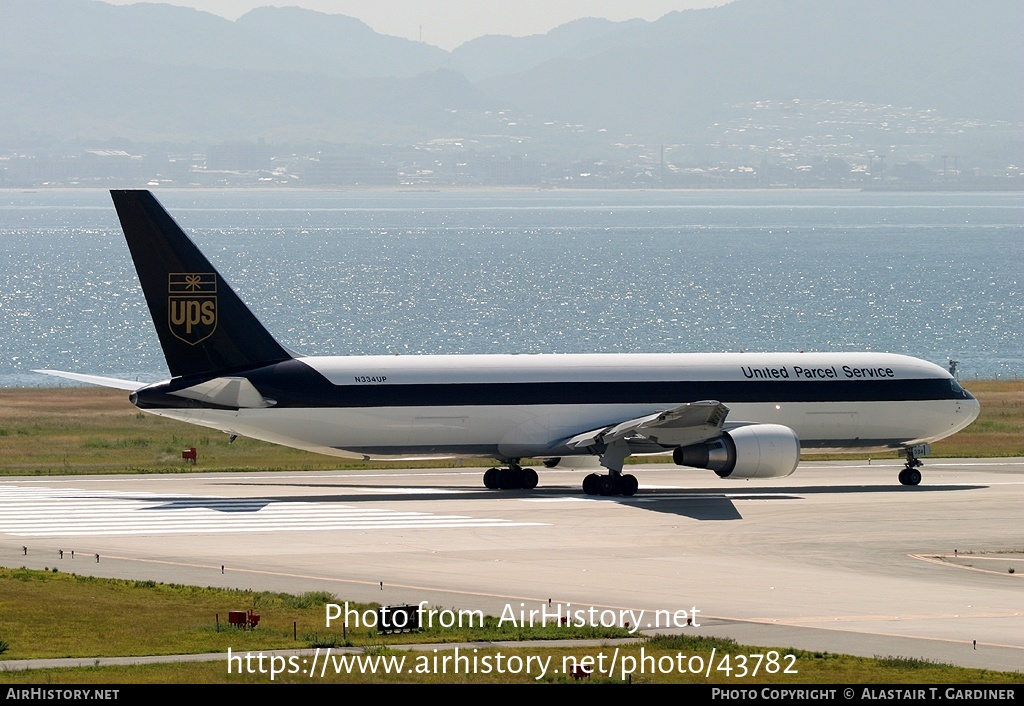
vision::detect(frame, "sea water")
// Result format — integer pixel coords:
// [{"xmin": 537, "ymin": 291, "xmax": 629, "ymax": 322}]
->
[{"xmin": 0, "ymin": 188, "xmax": 1020, "ymax": 387}]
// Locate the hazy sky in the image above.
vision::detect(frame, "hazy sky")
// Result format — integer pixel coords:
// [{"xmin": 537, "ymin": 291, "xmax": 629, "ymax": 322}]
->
[{"xmin": 100, "ymin": 0, "xmax": 728, "ymax": 50}]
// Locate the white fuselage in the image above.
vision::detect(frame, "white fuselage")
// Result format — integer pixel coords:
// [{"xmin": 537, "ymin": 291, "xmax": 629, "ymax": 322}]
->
[{"xmin": 139, "ymin": 351, "xmax": 979, "ymax": 462}]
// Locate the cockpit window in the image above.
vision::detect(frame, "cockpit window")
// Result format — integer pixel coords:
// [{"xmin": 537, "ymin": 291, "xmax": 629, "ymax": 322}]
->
[{"xmin": 950, "ymin": 379, "xmax": 971, "ymax": 398}]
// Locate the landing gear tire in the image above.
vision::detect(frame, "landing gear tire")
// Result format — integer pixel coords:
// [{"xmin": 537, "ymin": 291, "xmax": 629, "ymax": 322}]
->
[
  {"xmin": 498, "ymin": 468, "xmax": 519, "ymax": 490},
  {"xmin": 619, "ymin": 474, "xmax": 639, "ymax": 497},
  {"xmin": 899, "ymin": 468, "xmax": 922, "ymax": 486},
  {"xmin": 582, "ymin": 473, "xmax": 601, "ymax": 495},
  {"xmin": 521, "ymin": 468, "xmax": 538, "ymax": 490},
  {"xmin": 483, "ymin": 468, "xmax": 500, "ymax": 489}
]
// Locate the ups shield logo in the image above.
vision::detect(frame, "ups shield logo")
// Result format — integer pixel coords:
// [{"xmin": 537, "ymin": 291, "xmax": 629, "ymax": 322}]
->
[{"xmin": 168, "ymin": 273, "xmax": 217, "ymax": 345}]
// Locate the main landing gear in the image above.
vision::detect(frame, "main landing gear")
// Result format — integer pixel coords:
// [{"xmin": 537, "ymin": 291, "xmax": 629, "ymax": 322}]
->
[
  {"xmin": 482, "ymin": 461, "xmax": 538, "ymax": 490},
  {"xmin": 581, "ymin": 440, "xmax": 639, "ymax": 497},
  {"xmin": 582, "ymin": 472, "xmax": 638, "ymax": 497},
  {"xmin": 480, "ymin": 444, "xmax": 642, "ymax": 496},
  {"xmin": 898, "ymin": 448, "xmax": 923, "ymax": 486}
]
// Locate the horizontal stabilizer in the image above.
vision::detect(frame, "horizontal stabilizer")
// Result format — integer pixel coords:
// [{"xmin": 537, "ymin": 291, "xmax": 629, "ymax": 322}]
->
[
  {"xmin": 33, "ymin": 370, "xmax": 148, "ymax": 391},
  {"xmin": 566, "ymin": 400, "xmax": 729, "ymax": 450},
  {"xmin": 169, "ymin": 377, "xmax": 275, "ymax": 409}
]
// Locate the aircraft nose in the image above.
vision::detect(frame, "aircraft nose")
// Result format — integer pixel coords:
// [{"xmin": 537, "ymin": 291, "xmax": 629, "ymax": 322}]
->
[
  {"xmin": 965, "ymin": 394, "xmax": 981, "ymax": 424},
  {"xmin": 954, "ymin": 391, "xmax": 981, "ymax": 433},
  {"xmin": 954, "ymin": 381, "xmax": 980, "ymax": 424}
]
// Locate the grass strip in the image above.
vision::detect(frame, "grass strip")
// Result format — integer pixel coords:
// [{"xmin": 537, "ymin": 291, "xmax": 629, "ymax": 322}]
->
[{"xmin": 1, "ymin": 569, "xmax": 1022, "ymax": 683}]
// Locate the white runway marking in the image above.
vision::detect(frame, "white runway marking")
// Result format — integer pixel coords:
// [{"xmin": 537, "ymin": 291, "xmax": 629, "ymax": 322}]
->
[{"xmin": 0, "ymin": 486, "xmax": 544, "ymax": 537}]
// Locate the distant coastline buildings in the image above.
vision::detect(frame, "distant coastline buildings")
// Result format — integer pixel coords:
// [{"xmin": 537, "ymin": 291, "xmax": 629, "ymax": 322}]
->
[{"xmin": 2, "ymin": 101, "xmax": 1020, "ymax": 190}]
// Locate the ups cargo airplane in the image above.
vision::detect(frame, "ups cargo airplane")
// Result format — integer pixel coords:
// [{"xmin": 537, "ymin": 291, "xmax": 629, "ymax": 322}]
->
[{"xmin": 38, "ymin": 191, "xmax": 979, "ymax": 496}]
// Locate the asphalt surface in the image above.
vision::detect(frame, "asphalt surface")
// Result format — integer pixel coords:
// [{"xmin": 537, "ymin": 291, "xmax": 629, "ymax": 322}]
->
[{"xmin": 2, "ymin": 458, "xmax": 1022, "ymax": 674}]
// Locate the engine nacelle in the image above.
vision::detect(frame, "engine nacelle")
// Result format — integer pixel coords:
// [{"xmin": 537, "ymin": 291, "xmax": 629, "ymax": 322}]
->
[{"xmin": 672, "ymin": 424, "xmax": 800, "ymax": 479}]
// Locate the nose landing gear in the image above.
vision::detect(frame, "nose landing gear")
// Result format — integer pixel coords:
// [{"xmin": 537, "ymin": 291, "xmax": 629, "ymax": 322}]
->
[{"xmin": 897, "ymin": 445, "xmax": 927, "ymax": 486}]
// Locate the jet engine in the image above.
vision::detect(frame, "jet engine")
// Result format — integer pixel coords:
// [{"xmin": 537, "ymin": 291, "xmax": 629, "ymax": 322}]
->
[{"xmin": 672, "ymin": 424, "xmax": 800, "ymax": 479}]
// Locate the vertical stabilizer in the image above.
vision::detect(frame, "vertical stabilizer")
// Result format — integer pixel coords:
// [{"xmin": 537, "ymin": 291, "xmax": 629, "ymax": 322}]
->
[{"xmin": 110, "ymin": 190, "xmax": 292, "ymax": 378}]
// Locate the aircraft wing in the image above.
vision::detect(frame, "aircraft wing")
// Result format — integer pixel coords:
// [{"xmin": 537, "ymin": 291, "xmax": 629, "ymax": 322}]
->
[
  {"xmin": 564, "ymin": 400, "xmax": 729, "ymax": 451},
  {"xmin": 33, "ymin": 370, "xmax": 149, "ymax": 391}
]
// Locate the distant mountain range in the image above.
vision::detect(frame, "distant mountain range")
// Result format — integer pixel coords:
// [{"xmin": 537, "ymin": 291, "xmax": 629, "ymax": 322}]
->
[{"xmin": 1, "ymin": 0, "xmax": 1020, "ymax": 144}]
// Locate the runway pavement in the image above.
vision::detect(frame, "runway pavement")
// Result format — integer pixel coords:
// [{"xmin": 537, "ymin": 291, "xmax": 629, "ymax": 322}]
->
[{"xmin": 2, "ymin": 458, "xmax": 1023, "ymax": 673}]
